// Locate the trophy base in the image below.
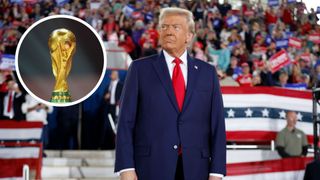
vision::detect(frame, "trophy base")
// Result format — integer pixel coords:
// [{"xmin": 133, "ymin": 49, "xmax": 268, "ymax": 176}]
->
[{"xmin": 50, "ymin": 91, "xmax": 71, "ymax": 103}]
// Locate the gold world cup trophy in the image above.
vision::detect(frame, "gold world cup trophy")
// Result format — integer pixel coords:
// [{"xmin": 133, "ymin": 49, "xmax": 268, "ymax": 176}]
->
[{"xmin": 48, "ymin": 28, "xmax": 76, "ymax": 103}]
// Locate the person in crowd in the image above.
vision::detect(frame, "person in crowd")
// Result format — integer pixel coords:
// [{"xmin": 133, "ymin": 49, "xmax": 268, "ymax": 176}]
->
[
  {"xmin": 220, "ymin": 68, "xmax": 239, "ymax": 87},
  {"xmin": 103, "ymin": 70, "xmax": 123, "ymax": 122},
  {"xmin": 226, "ymin": 56, "xmax": 242, "ymax": 79},
  {"xmin": 118, "ymin": 30, "xmax": 136, "ymax": 58},
  {"xmin": 275, "ymin": 71, "xmax": 289, "ymax": 87},
  {"xmin": 236, "ymin": 62, "xmax": 252, "ymax": 87},
  {"xmin": 100, "ymin": 70, "xmax": 123, "ymax": 150},
  {"xmin": 257, "ymin": 61, "xmax": 274, "ymax": 86},
  {"xmin": 21, "ymin": 94, "xmax": 53, "ymax": 148},
  {"xmin": 252, "ymin": 72, "xmax": 262, "ymax": 86},
  {"xmin": 218, "ymin": 0, "xmax": 232, "ymax": 17},
  {"xmin": 276, "ymin": 111, "xmax": 308, "ymax": 158},
  {"xmin": 290, "ymin": 63, "xmax": 303, "ymax": 83},
  {"xmin": 0, "ymin": 78, "xmax": 25, "ymax": 120}
]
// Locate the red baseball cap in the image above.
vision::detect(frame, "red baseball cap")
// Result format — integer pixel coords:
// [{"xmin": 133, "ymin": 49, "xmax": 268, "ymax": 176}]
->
[{"xmin": 241, "ymin": 62, "xmax": 249, "ymax": 67}]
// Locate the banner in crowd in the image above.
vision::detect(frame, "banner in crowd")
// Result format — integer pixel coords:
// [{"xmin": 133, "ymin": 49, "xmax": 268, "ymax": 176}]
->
[
  {"xmin": 244, "ymin": 10, "xmax": 254, "ymax": 17},
  {"xmin": 222, "ymin": 87, "xmax": 314, "ymax": 143},
  {"xmin": 287, "ymin": 0, "xmax": 296, "ymax": 3},
  {"xmin": 268, "ymin": 0, "xmax": 279, "ymax": 6},
  {"xmin": 288, "ymin": 37, "xmax": 302, "ymax": 49},
  {"xmin": 252, "ymin": 46, "xmax": 267, "ymax": 56},
  {"xmin": 226, "ymin": 15, "xmax": 240, "ymax": 28},
  {"xmin": 122, "ymin": 4, "xmax": 135, "ymax": 18},
  {"xmin": 10, "ymin": 0, "xmax": 22, "ymax": 3},
  {"xmin": 0, "ymin": 54, "xmax": 15, "ymax": 71},
  {"xmin": 300, "ymin": 52, "xmax": 311, "ymax": 62},
  {"xmin": 285, "ymin": 31, "xmax": 293, "ymax": 38},
  {"xmin": 213, "ymin": 19, "xmax": 221, "ymax": 28},
  {"xmin": 269, "ymin": 50, "xmax": 291, "ymax": 73},
  {"xmin": 308, "ymin": 33, "xmax": 320, "ymax": 44},
  {"xmin": 275, "ymin": 38, "xmax": 289, "ymax": 49},
  {"xmin": 10, "ymin": 0, "xmax": 37, "ymax": 3},
  {"xmin": 145, "ymin": 12, "xmax": 154, "ymax": 21},
  {"xmin": 55, "ymin": 0, "xmax": 70, "ymax": 6},
  {"xmin": 265, "ymin": 35, "xmax": 273, "ymax": 45},
  {"xmin": 228, "ymin": 41, "xmax": 240, "ymax": 50},
  {"xmin": 90, "ymin": 2, "xmax": 100, "ymax": 9},
  {"xmin": 285, "ymin": 83, "xmax": 307, "ymax": 90}
]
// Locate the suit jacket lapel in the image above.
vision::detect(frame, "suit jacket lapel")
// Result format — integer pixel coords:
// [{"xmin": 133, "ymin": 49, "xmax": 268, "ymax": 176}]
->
[
  {"xmin": 182, "ymin": 55, "xmax": 198, "ymax": 112},
  {"xmin": 152, "ymin": 52, "xmax": 179, "ymax": 113}
]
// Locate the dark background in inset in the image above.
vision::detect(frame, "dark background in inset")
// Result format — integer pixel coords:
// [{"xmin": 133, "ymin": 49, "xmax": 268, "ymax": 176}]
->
[{"xmin": 18, "ymin": 17, "xmax": 104, "ymax": 102}]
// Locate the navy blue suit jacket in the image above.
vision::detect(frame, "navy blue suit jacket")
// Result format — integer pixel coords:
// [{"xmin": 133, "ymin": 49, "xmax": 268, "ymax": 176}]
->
[{"xmin": 115, "ymin": 52, "xmax": 226, "ymax": 180}]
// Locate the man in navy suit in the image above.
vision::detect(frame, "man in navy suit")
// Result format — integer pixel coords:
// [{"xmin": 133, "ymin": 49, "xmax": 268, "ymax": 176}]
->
[
  {"xmin": 115, "ymin": 7, "xmax": 226, "ymax": 180},
  {"xmin": 104, "ymin": 70, "xmax": 123, "ymax": 122}
]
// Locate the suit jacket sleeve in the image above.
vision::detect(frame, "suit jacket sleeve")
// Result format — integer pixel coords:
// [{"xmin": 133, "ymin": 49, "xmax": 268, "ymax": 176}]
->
[
  {"xmin": 210, "ymin": 67, "xmax": 227, "ymax": 175},
  {"xmin": 116, "ymin": 82, "xmax": 124, "ymax": 104},
  {"xmin": 114, "ymin": 63, "xmax": 139, "ymax": 172}
]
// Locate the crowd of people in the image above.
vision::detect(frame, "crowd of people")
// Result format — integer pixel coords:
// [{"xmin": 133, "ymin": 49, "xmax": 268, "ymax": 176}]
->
[
  {"xmin": 1, "ymin": 0, "xmax": 320, "ymax": 90},
  {"xmin": 0, "ymin": 0, "xmax": 319, "ymax": 150}
]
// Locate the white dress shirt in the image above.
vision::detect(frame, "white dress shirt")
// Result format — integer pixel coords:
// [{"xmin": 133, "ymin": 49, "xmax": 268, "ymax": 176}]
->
[
  {"xmin": 118, "ymin": 50, "xmax": 224, "ymax": 178},
  {"xmin": 163, "ymin": 50, "xmax": 188, "ymax": 86},
  {"xmin": 3, "ymin": 91, "xmax": 16, "ymax": 119},
  {"xmin": 109, "ymin": 80, "xmax": 119, "ymax": 105},
  {"xmin": 21, "ymin": 94, "xmax": 53, "ymax": 125}
]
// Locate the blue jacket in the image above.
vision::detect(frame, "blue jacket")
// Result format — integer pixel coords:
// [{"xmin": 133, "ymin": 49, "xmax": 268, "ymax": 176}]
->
[{"xmin": 115, "ymin": 52, "xmax": 226, "ymax": 180}]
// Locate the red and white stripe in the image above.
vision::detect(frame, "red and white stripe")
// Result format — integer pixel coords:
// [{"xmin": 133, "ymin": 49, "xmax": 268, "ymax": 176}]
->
[{"xmin": 0, "ymin": 121, "xmax": 43, "ymax": 141}]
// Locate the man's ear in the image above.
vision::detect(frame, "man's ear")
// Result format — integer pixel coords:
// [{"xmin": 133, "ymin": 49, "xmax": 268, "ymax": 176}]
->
[{"xmin": 186, "ymin": 32, "xmax": 194, "ymax": 44}]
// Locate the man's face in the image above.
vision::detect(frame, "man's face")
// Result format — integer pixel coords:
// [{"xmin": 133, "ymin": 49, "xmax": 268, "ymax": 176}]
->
[
  {"xmin": 242, "ymin": 66, "xmax": 250, "ymax": 74},
  {"xmin": 230, "ymin": 59, "xmax": 237, "ymax": 66},
  {"xmin": 7, "ymin": 80, "xmax": 16, "ymax": 91},
  {"xmin": 286, "ymin": 112, "xmax": 297, "ymax": 127},
  {"xmin": 110, "ymin": 71, "xmax": 118, "ymax": 81},
  {"xmin": 279, "ymin": 73, "xmax": 288, "ymax": 83},
  {"xmin": 159, "ymin": 14, "xmax": 192, "ymax": 55}
]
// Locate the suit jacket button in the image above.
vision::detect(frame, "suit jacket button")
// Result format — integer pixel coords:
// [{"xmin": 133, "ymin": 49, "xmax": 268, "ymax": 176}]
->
[{"xmin": 173, "ymin": 145, "xmax": 178, "ymax": 149}]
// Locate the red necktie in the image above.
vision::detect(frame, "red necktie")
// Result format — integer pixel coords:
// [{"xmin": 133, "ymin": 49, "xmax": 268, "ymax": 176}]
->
[
  {"xmin": 172, "ymin": 58, "xmax": 185, "ymax": 155},
  {"xmin": 172, "ymin": 58, "xmax": 185, "ymax": 112},
  {"xmin": 7, "ymin": 91, "xmax": 13, "ymax": 113}
]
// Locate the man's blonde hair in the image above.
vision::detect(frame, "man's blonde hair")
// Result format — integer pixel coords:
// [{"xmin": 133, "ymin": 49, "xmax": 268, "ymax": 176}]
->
[{"xmin": 159, "ymin": 7, "xmax": 195, "ymax": 34}]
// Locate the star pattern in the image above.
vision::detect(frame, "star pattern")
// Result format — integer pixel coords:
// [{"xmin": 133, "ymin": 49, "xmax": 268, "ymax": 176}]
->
[
  {"xmin": 261, "ymin": 108, "xmax": 269, "ymax": 117},
  {"xmin": 297, "ymin": 112, "xmax": 303, "ymax": 121},
  {"xmin": 245, "ymin": 108, "xmax": 253, "ymax": 117},
  {"xmin": 279, "ymin": 110, "xmax": 286, "ymax": 119},
  {"xmin": 224, "ymin": 107, "xmax": 310, "ymax": 122},
  {"xmin": 227, "ymin": 109, "xmax": 235, "ymax": 118}
]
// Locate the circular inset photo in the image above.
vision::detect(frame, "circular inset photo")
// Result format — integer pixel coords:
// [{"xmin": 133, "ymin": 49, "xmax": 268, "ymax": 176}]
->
[{"xmin": 15, "ymin": 15, "xmax": 106, "ymax": 107}]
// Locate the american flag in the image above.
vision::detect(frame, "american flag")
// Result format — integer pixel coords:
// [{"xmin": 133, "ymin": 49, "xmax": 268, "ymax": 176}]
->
[
  {"xmin": 223, "ymin": 87, "xmax": 315, "ymax": 179},
  {"xmin": 222, "ymin": 87, "xmax": 314, "ymax": 143},
  {"xmin": 0, "ymin": 121, "xmax": 43, "ymax": 179}
]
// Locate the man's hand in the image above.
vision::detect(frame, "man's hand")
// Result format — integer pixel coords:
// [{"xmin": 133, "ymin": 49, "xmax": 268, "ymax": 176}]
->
[
  {"xmin": 120, "ymin": 170, "xmax": 138, "ymax": 180},
  {"xmin": 104, "ymin": 93, "xmax": 110, "ymax": 100},
  {"xmin": 209, "ymin": 176, "xmax": 222, "ymax": 180}
]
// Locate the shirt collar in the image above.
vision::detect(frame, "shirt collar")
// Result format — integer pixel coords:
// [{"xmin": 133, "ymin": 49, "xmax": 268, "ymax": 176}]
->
[
  {"xmin": 163, "ymin": 50, "xmax": 188, "ymax": 65},
  {"xmin": 285, "ymin": 126, "xmax": 296, "ymax": 132},
  {"xmin": 111, "ymin": 79, "xmax": 119, "ymax": 84}
]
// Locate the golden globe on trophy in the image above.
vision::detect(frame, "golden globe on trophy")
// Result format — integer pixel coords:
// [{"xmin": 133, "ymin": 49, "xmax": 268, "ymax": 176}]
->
[{"xmin": 48, "ymin": 28, "xmax": 76, "ymax": 103}]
